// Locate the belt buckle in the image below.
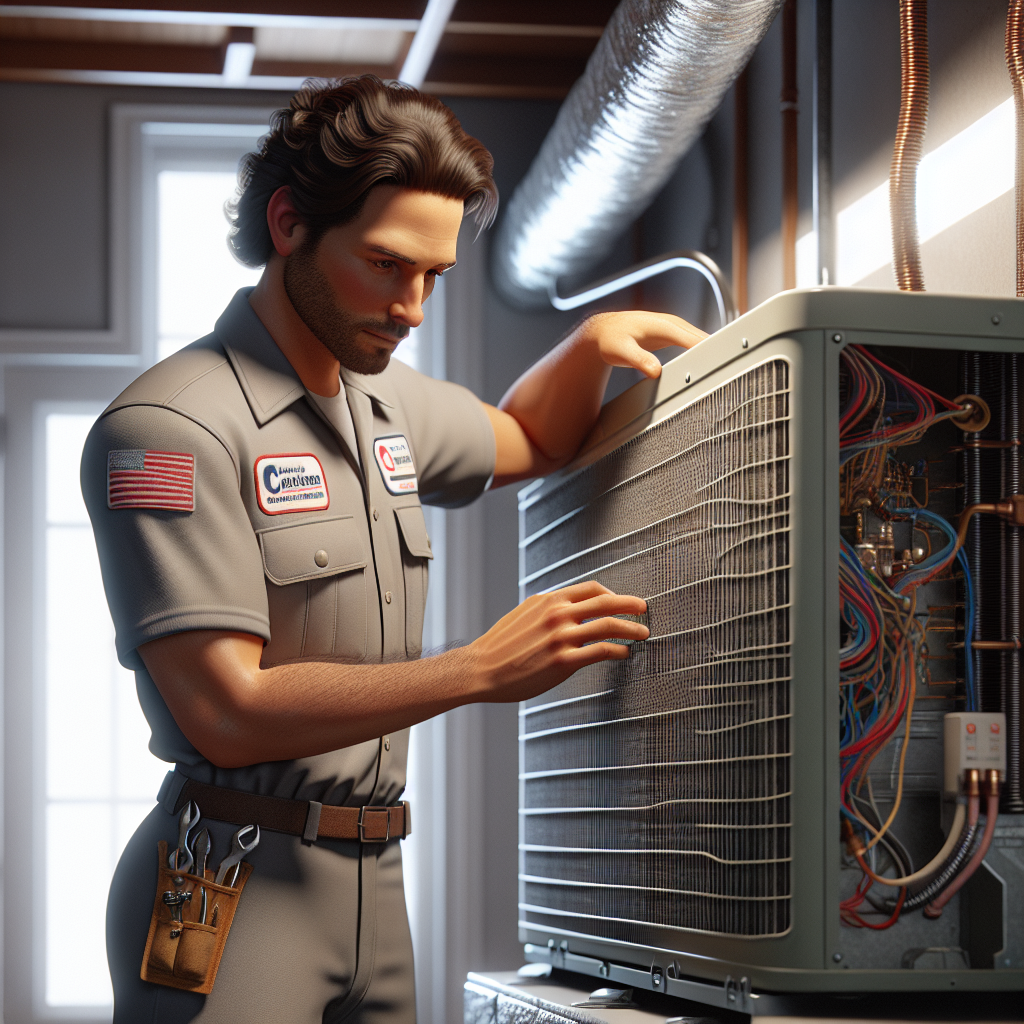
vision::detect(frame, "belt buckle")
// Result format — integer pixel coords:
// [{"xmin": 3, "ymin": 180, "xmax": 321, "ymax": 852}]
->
[{"xmin": 358, "ymin": 805, "xmax": 391, "ymax": 843}]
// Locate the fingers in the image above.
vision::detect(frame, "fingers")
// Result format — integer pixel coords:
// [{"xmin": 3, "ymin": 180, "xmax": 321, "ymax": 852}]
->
[
  {"xmin": 570, "ymin": 616, "xmax": 650, "ymax": 645},
  {"xmin": 563, "ymin": 641, "xmax": 634, "ymax": 670},
  {"xmin": 570, "ymin": 592, "xmax": 648, "ymax": 619}
]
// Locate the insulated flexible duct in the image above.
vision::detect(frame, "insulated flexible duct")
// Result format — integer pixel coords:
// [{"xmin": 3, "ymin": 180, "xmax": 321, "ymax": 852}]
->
[
  {"xmin": 890, "ymin": 0, "xmax": 929, "ymax": 292},
  {"xmin": 492, "ymin": 0, "xmax": 785, "ymax": 309}
]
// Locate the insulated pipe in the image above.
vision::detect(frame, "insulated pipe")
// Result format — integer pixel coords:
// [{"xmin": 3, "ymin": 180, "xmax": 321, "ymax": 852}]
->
[
  {"xmin": 781, "ymin": 0, "xmax": 799, "ymax": 290},
  {"xmin": 492, "ymin": 0, "xmax": 785, "ymax": 309},
  {"xmin": 890, "ymin": 0, "xmax": 929, "ymax": 292},
  {"xmin": 925, "ymin": 771, "xmax": 1001, "ymax": 917},
  {"xmin": 1006, "ymin": 0, "xmax": 1024, "ymax": 297}
]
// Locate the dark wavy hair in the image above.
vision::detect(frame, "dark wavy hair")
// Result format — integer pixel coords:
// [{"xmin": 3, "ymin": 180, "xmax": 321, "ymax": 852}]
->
[{"xmin": 228, "ymin": 75, "xmax": 498, "ymax": 267}]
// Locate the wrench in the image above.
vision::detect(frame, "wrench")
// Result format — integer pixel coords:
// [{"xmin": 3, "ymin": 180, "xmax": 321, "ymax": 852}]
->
[
  {"xmin": 192, "ymin": 827, "xmax": 211, "ymax": 923},
  {"xmin": 214, "ymin": 824, "xmax": 260, "ymax": 886},
  {"xmin": 168, "ymin": 801, "xmax": 200, "ymax": 873}
]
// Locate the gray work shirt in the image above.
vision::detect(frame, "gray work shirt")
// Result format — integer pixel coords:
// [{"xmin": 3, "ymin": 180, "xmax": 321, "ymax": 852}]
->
[{"xmin": 81, "ymin": 288, "xmax": 495, "ymax": 807}]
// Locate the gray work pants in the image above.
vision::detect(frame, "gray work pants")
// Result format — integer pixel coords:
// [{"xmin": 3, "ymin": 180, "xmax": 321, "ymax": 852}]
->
[{"xmin": 107, "ymin": 803, "xmax": 416, "ymax": 1023}]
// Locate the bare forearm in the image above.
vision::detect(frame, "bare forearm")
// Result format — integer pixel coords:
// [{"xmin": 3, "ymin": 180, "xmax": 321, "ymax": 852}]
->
[
  {"xmin": 498, "ymin": 329, "xmax": 611, "ymax": 463},
  {"xmin": 495, "ymin": 312, "xmax": 707, "ymax": 475},
  {"xmin": 140, "ymin": 583, "xmax": 651, "ymax": 770},
  {"xmin": 215, "ymin": 649, "xmax": 480, "ymax": 765}
]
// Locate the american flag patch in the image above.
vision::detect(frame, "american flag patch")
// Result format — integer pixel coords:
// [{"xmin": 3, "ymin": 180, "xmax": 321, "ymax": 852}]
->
[{"xmin": 107, "ymin": 450, "xmax": 195, "ymax": 511}]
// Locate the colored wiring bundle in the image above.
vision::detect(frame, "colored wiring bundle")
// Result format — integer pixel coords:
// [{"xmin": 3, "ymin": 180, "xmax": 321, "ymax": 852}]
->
[
  {"xmin": 838, "ymin": 347, "xmax": 977, "ymax": 927},
  {"xmin": 840, "ymin": 346, "xmax": 965, "ymax": 515}
]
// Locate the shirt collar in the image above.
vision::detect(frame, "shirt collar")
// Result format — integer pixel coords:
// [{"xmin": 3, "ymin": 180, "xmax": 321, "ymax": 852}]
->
[
  {"xmin": 217, "ymin": 287, "xmax": 398, "ymax": 423},
  {"xmin": 217, "ymin": 288, "xmax": 306, "ymax": 427}
]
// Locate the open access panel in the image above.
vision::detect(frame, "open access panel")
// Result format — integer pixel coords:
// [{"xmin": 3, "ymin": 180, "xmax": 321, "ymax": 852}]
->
[{"xmin": 517, "ymin": 288, "xmax": 1024, "ymax": 1013}]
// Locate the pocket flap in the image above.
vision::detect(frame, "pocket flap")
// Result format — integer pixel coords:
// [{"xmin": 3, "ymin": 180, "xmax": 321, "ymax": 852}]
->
[
  {"xmin": 259, "ymin": 515, "xmax": 366, "ymax": 586},
  {"xmin": 394, "ymin": 505, "xmax": 433, "ymax": 559}
]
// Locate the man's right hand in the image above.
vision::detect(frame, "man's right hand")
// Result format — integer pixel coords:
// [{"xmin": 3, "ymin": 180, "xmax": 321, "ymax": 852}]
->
[
  {"xmin": 139, "ymin": 581, "xmax": 648, "ymax": 768},
  {"xmin": 467, "ymin": 580, "xmax": 648, "ymax": 704}
]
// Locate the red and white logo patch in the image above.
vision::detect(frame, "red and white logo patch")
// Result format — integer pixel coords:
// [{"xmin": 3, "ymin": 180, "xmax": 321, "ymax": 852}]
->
[
  {"xmin": 107, "ymin": 450, "xmax": 195, "ymax": 511},
  {"xmin": 373, "ymin": 434, "xmax": 418, "ymax": 494},
  {"xmin": 254, "ymin": 453, "xmax": 330, "ymax": 515}
]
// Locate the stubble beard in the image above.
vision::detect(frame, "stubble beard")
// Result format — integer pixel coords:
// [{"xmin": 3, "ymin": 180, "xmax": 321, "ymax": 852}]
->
[{"xmin": 283, "ymin": 237, "xmax": 409, "ymax": 376}]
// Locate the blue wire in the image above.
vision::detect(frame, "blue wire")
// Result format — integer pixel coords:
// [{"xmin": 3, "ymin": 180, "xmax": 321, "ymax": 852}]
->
[{"xmin": 957, "ymin": 548, "xmax": 977, "ymax": 712}]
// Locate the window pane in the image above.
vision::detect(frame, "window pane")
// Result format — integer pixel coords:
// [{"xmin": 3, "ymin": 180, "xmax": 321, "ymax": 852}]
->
[
  {"xmin": 158, "ymin": 170, "xmax": 261, "ymax": 360},
  {"xmin": 44, "ymin": 411, "xmax": 167, "ymax": 1010},
  {"xmin": 46, "ymin": 414, "xmax": 95, "ymax": 525},
  {"xmin": 46, "ymin": 803, "xmax": 114, "ymax": 1007}
]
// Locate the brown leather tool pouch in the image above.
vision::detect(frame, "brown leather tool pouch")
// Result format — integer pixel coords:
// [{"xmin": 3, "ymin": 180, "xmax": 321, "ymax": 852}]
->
[{"xmin": 140, "ymin": 840, "xmax": 253, "ymax": 994}]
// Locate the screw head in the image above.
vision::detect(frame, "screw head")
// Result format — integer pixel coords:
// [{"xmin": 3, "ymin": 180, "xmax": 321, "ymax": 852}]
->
[
  {"xmin": 685, "ymin": 373, "xmax": 691, "ymax": 384},
  {"xmin": 832, "ymin": 952, "xmax": 843, "ymax": 962},
  {"xmin": 832, "ymin": 332, "xmax": 843, "ymax": 344},
  {"xmin": 742, "ymin": 337, "xmax": 749, "ymax": 349},
  {"xmin": 991, "ymin": 314, "xmax": 1002, "ymax": 325}
]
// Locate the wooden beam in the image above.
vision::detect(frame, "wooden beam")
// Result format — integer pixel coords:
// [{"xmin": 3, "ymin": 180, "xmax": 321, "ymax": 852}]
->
[
  {"xmin": 0, "ymin": 1, "xmax": 428, "ymax": 17},
  {"xmin": 449, "ymin": 0, "xmax": 616, "ymax": 27},
  {"xmin": 0, "ymin": 37, "xmax": 225, "ymax": 73}
]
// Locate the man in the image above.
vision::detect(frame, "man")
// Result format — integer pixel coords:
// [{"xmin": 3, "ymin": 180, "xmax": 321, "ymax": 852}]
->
[{"xmin": 82, "ymin": 76, "xmax": 705, "ymax": 1023}]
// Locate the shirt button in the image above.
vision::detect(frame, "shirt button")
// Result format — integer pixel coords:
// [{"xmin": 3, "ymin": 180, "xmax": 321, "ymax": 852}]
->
[
  {"xmin": 372, "ymin": 508, "xmax": 379, "ymax": 521},
  {"xmin": 385, "ymin": 590, "xmax": 393, "ymax": 604},
  {"xmin": 314, "ymin": 549, "xmax": 329, "ymax": 568},
  {"xmin": 383, "ymin": 736, "xmax": 391, "ymax": 751}
]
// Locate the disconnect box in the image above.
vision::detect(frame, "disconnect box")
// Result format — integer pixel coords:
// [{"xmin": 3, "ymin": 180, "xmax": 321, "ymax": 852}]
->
[{"xmin": 944, "ymin": 712, "xmax": 1007, "ymax": 795}]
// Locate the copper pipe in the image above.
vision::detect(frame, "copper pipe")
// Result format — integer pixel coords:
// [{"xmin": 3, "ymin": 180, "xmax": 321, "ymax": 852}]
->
[
  {"xmin": 1007, "ymin": 0, "xmax": 1024, "ymax": 296},
  {"xmin": 781, "ymin": 0, "xmax": 799, "ymax": 290},
  {"xmin": 733, "ymin": 68, "xmax": 750, "ymax": 314},
  {"xmin": 956, "ymin": 495, "xmax": 1024, "ymax": 551},
  {"xmin": 890, "ymin": 0, "xmax": 929, "ymax": 291},
  {"xmin": 925, "ymin": 772, "xmax": 1000, "ymax": 917}
]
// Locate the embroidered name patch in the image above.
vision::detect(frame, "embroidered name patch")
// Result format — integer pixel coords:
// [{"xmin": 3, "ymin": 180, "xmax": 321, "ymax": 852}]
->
[
  {"xmin": 107, "ymin": 450, "xmax": 195, "ymax": 511},
  {"xmin": 254, "ymin": 453, "xmax": 330, "ymax": 515},
  {"xmin": 373, "ymin": 434, "xmax": 418, "ymax": 494}
]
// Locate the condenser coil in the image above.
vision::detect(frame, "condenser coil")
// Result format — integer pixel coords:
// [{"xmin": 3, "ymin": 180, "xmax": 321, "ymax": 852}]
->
[{"xmin": 517, "ymin": 288, "xmax": 1023, "ymax": 1011}]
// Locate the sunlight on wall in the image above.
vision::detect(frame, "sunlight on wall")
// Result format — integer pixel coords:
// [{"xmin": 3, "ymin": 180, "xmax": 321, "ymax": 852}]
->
[{"xmin": 797, "ymin": 98, "xmax": 1015, "ymax": 288}]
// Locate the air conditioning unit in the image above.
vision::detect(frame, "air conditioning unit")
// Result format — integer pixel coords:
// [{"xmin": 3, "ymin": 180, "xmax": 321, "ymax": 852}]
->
[{"xmin": 517, "ymin": 288, "xmax": 1023, "ymax": 1013}]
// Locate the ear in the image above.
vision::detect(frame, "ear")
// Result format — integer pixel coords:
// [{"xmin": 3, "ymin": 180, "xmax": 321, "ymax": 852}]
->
[{"xmin": 266, "ymin": 186, "xmax": 309, "ymax": 257}]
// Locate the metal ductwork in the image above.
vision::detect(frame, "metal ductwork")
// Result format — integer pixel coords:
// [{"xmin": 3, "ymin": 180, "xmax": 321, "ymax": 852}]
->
[{"xmin": 492, "ymin": 0, "xmax": 785, "ymax": 310}]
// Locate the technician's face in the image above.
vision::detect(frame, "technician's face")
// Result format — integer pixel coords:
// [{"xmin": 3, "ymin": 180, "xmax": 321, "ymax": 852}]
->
[{"xmin": 284, "ymin": 185, "xmax": 463, "ymax": 375}]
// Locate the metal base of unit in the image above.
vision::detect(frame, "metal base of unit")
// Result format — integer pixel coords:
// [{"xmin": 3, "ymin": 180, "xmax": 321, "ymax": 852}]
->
[{"xmin": 521, "ymin": 940, "xmax": 1024, "ymax": 1014}]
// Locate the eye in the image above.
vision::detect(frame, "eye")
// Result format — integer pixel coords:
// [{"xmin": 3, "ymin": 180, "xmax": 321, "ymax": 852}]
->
[{"xmin": 371, "ymin": 259, "xmax": 394, "ymax": 270}]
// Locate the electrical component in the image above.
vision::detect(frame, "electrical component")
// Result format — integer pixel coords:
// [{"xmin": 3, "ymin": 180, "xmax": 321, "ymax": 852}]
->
[{"xmin": 944, "ymin": 712, "xmax": 1007, "ymax": 795}]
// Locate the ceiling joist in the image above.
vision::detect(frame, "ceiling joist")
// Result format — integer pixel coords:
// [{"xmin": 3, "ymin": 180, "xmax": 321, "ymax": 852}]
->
[{"xmin": 0, "ymin": 0, "xmax": 613, "ymax": 97}]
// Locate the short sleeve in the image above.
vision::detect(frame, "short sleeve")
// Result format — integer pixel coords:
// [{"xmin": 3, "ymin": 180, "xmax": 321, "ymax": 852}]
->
[
  {"xmin": 394, "ymin": 368, "xmax": 496, "ymax": 508},
  {"xmin": 81, "ymin": 404, "xmax": 270, "ymax": 669}
]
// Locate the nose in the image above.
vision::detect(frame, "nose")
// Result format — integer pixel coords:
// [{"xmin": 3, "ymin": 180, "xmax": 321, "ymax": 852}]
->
[{"xmin": 388, "ymin": 279, "xmax": 425, "ymax": 329}]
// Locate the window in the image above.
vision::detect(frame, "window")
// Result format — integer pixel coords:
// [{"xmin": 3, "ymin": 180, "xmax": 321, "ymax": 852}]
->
[
  {"xmin": 43, "ymin": 410, "xmax": 168, "ymax": 1011},
  {"xmin": 3, "ymin": 107, "xmax": 452, "ymax": 1021}
]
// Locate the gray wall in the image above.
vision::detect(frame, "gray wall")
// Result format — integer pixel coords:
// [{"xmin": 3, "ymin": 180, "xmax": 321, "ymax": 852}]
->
[{"xmin": 0, "ymin": 81, "xmax": 292, "ymax": 331}]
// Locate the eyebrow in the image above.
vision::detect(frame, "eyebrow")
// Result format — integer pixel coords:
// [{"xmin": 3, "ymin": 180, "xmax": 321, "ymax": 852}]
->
[{"xmin": 368, "ymin": 244, "xmax": 456, "ymax": 270}]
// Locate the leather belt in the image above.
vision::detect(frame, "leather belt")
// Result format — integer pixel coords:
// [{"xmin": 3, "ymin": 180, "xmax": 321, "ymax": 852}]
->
[{"xmin": 175, "ymin": 778, "xmax": 410, "ymax": 843}]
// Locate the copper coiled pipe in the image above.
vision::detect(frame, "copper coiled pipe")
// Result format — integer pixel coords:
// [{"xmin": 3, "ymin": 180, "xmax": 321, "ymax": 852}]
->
[
  {"xmin": 1007, "ymin": 0, "xmax": 1024, "ymax": 297},
  {"xmin": 890, "ymin": 0, "xmax": 929, "ymax": 292}
]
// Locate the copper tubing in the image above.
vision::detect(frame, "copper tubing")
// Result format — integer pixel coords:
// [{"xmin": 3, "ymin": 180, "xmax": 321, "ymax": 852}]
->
[
  {"xmin": 955, "ymin": 495, "xmax": 1024, "ymax": 551},
  {"xmin": 733, "ymin": 68, "xmax": 750, "ymax": 314},
  {"xmin": 925, "ymin": 771, "xmax": 1000, "ymax": 917},
  {"xmin": 890, "ymin": 0, "xmax": 929, "ymax": 291},
  {"xmin": 781, "ymin": 0, "xmax": 798, "ymax": 290},
  {"xmin": 1007, "ymin": 0, "xmax": 1024, "ymax": 296}
]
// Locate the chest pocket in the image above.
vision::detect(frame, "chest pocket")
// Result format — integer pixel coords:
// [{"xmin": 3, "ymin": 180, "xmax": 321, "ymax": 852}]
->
[
  {"xmin": 394, "ymin": 505, "xmax": 432, "ymax": 658},
  {"xmin": 258, "ymin": 515, "xmax": 368, "ymax": 665}
]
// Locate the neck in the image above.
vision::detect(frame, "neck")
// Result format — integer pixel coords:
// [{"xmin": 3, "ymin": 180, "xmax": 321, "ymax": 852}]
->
[{"xmin": 248, "ymin": 254, "xmax": 341, "ymax": 397}]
